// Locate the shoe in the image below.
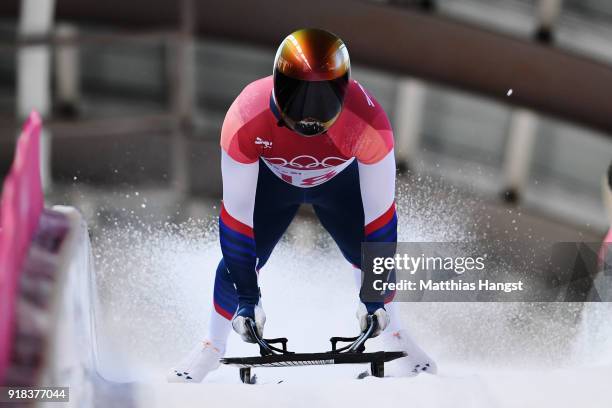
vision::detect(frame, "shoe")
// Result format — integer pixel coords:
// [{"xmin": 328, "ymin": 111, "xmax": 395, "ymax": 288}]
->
[
  {"xmin": 382, "ymin": 329, "xmax": 438, "ymax": 376},
  {"xmin": 167, "ymin": 340, "xmax": 223, "ymax": 383}
]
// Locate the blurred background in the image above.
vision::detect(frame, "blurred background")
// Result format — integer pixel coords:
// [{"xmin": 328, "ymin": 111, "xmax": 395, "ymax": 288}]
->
[
  {"xmin": 2, "ymin": 2, "xmax": 612, "ymax": 401},
  {"xmin": 0, "ymin": 0, "xmax": 611, "ymax": 237}
]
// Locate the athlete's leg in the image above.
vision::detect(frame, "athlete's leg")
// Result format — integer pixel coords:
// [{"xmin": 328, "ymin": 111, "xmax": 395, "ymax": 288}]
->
[
  {"xmin": 309, "ymin": 162, "xmax": 365, "ymax": 266},
  {"xmin": 310, "ymin": 163, "xmax": 436, "ymax": 375},
  {"xmin": 310, "ymin": 162, "xmax": 395, "ymax": 302},
  {"xmin": 207, "ymin": 260, "xmax": 237, "ymax": 352}
]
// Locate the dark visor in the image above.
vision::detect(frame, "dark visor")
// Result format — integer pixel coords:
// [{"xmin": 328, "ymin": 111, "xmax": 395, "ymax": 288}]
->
[{"xmin": 274, "ymin": 70, "xmax": 349, "ymax": 134}]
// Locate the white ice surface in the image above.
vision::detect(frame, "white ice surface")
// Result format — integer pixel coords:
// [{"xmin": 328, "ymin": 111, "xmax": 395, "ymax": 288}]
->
[{"xmin": 87, "ymin": 186, "xmax": 612, "ymax": 407}]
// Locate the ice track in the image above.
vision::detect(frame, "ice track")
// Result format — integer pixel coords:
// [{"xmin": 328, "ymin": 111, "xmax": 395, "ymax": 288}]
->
[{"xmin": 84, "ymin": 183, "xmax": 612, "ymax": 407}]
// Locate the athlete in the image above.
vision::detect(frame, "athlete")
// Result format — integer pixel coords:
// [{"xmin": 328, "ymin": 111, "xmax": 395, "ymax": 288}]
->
[{"xmin": 168, "ymin": 28, "xmax": 437, "ymax": 382}]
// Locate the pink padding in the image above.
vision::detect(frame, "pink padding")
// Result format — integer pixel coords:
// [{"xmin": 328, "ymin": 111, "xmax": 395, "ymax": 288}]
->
[
  {"xmin": 0, "ymin": 112, "xmax": 43, "ymax": 384},
  {"xmin": 600, "ymin": 227, "xmax": 612, "ymax": 268},
  {"xmin": 604, "ymin": 228, "xmax": 612, "ymax": 245}
]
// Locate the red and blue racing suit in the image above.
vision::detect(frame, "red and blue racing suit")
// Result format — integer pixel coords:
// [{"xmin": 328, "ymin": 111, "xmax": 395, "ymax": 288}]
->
[{"xmin": 215, "ymin": 76, "xmax": 397, "ymax": 320}]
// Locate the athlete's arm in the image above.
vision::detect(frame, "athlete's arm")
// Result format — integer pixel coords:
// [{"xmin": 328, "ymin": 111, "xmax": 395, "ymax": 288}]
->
[
  {"xmin": 220, "ymin": 151, "xmax": 260, "ymax": 317},
  {"xmin": 358, "ymin": 151, "xmax": 398, "ymax": 313},
  {"xmin": 218, "ymin": 88, "xmax": 263, "ymax": 321},
  {"xmin": 359, "ymin": 150, "xmax": 397, "ymax": 244},
  {"xmin": 351, "ymin": 82, "xmax": 398, "ymax": 319}
]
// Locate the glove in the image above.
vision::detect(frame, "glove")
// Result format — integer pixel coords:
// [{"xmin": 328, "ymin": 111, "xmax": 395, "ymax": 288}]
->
[
  {"xmin": 232, "ymin": 304, "xmax": 266, "ymax": 343},
  {"xmin": 356, "ymin": 302, "xmax": 389, "ymax": 337}
]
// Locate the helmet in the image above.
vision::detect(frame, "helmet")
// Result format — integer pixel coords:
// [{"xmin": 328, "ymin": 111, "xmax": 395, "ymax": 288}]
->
[{"xmin": 272, "ymin": 28, "xmax": 350, "ymax": 136}]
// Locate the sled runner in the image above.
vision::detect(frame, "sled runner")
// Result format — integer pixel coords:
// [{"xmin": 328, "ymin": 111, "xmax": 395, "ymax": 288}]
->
[{"xmin": 220, "ymin": 315, "xmax": 407, "ymax": 384}]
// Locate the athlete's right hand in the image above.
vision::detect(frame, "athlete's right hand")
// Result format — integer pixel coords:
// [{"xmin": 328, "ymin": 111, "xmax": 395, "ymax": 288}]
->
[
  {"xmin": 232, "ymin": 304, "xmax": 266, "ymax": 343},
  {"xmin": 356, "ymin": 302, "xmax": 389, "ymax": 337}
]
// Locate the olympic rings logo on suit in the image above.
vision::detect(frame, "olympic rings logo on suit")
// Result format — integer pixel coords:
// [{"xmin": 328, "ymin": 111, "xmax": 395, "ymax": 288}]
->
[{"xmin": 263, "ymin": 155, "xmax": 350, "ymax": 169}]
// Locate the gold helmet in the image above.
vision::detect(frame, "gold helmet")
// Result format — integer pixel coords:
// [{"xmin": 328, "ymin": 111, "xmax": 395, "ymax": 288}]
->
[{"xmin": 273, "ymin": 28, "xmax": 350, "ymax": 136}]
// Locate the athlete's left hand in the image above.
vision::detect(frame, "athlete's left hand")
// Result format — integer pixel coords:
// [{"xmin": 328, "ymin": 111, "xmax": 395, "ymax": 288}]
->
[{"xmin": 356, "ymin": 302, "xmax": 389, "ymax": 337}]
